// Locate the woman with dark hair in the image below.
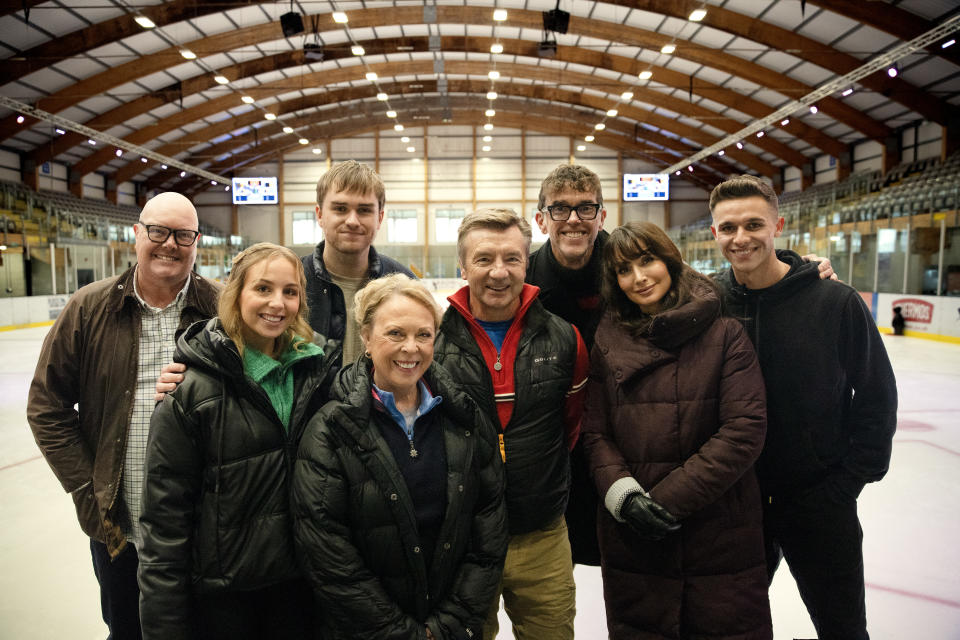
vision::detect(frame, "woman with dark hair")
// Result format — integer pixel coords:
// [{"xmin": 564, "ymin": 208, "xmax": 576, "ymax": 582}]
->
[
  {"xmin": 582, "ymin": 222, "xmax": 772, "ymax": 639},
  {"xmin": 138, "ymin": 242, "xmax": 336, "ymax": 640}
]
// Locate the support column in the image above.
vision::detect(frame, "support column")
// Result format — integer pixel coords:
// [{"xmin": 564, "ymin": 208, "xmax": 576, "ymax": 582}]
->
[
  {"xmin": 837, "ymin": 145, "xmax": 853, "ymax": 183},
  {"xmin": 423, "ymin": 126, "xmax": 430, "ymax": 274},
  {"xmin": 68, "ymin": 168, "xmax": 82, "ymax": 198},
  {"xmin": 21, "ymin": 155, "xmax": 37, "ymax": 191},
  {"xmin": 521, "ymin": 127, "xmax": 527, "ymax": 216},
  {"xmin": 801, "ymin": 162, "xmax": 815, "ymax": 191},
  {"xmin": 277, "ymin": 153, "xmax": 285, "ymax": 245},
  {"xmin": 106, "ymin": 176, "xmax": 118, "ymax": 205},
  {"xmin": 882, "ymin": 134, "xmax": 901, "ymax": 174},
  {"xmin": 471, "ymin": 126, "xmax": 477, "ymax": 211}
]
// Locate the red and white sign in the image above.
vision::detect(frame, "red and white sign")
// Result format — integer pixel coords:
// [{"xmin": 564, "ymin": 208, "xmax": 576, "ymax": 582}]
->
[{"xmin": 892, "ymin": 298, "xmax": 934, "ymax": 324}]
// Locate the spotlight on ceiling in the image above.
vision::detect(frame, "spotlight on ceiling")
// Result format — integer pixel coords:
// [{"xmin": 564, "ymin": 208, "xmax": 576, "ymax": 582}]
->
[
  {"xmin": 887, "ymin": 63, "xmax": 899, "ymax": 78},
  {"xmin": 542, "ymin": 7, "xmax": 570, "ymax": 33},
  {"xmin": 280, "ymin": 12, "xmax": 304, "ymax": 37},
  {"xmin": 538, "ymin": 39, "xmax": 557, "ymax": 58},
  {"xmin": 809, "ymin": 104, "xmax": 818, "ymax": 114},
  {"xmin": 689, "ymin": 9, "xmax": 707, "ymax": 22},
  {"xmin": 134, "ymin": 15, "xmax": 156, "ymax": 29},
  {"xmin": 491, "ymin": 43, "xmax": 504, "ymax": 54}
]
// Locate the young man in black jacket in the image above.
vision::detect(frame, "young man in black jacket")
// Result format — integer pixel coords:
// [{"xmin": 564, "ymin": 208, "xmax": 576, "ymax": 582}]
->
[
  {"xmin": 525, "ymin": 163, "xmax": 608, "ymax": 567},
  {"xmin": 710, "ymin": 174, "xmax": 898, "ymax": 640}
]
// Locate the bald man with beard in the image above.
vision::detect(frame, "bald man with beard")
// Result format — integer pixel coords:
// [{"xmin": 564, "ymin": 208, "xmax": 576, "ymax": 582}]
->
[{"xmin": 28, "ymin": 192, "xmax": 220, "ymax": 639}]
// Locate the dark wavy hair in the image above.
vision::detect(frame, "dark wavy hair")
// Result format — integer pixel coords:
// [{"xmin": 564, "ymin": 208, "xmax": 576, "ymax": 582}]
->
[{"xmin": 601, "ymin": 222, "xmax": 717, "ymax": 336}]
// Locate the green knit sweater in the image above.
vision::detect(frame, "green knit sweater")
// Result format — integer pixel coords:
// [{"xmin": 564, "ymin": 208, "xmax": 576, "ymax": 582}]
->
[{"xmin": 242, "ymin": 339, "xmax": 324, "ymax": 430}]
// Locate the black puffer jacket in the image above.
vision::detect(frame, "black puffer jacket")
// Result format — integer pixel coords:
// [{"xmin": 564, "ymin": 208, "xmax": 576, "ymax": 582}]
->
[
  {"xmin": 138, "ymin": 319, "xmax": 337, "ymax": 640},
  {"xmin": 292, "ymin": 359, "xmax": 507, "ymax": 640}
]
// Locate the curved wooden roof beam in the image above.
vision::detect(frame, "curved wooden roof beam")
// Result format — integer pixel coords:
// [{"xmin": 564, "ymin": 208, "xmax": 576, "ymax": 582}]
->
[
  {"xmin": 35, "ymin": 33, "xmax": 819, "ymax": 177},
  {"xmin": 144, "ymin": 94, "xmax": 745, "ymax": 192},
  {"xmin": 0, "ymin": 0, "xmax": 230, "ymax": 85},
  {"xmin": 807, "ymin": 0, "xmax": 960, "ymax": 68},
  {"xmin": 164, "ymin": 108, "xmax": 725, "ymax": 196},
  {"xmin": 91, "ymin": 59, "xmax": 785, "ymax": 184},
  {"xmin": 0, "ymin": 5, "xmax": 892, "ymax": 149},
  {"xmin": 601, "ymin": 0, "xmax": 957, "ymax": 125}
]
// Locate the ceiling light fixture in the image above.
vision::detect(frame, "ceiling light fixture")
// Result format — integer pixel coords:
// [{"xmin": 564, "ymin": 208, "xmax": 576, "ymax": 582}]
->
[
  {"xmin": 585, "ymin": 135, "xmax": 595, "ymax": 142},
  {"xmin": 485, "ymin": 109, "xmax": 496, "ymax": 117},
  {"xmin": 386, "ymin": 110, "xmax": 397, "ymax": 118},
  {"xmin": 283, "ymin": 126, "xmax": 294, "ymax": 133},
  {"xmin": 210, "ymin": 180, "xmax": 217, "ymax": 185},
  {"xmin": 689, "ymin": 9, "xmax": 707, "ymax": 22},
  {"xmin": 180, "ymin": 49, "xmax": 196, "ymax": 60},
  {"xmin": 488, "ymin": 70, "xmax": 500, "ymax": 80},
  {"xmin": 718, "ymin": 149, "xmax": 725, "ymax": 156},
  {"xmin": 161, "ymin": 164, "xmax": 168, "ymax": 169},
  {"xmin": 394, "ymin": 124, "xmax": 404, "ymax": 131},
  {"xmin": 299, "ymin": 138, "xmax": 309, "ymax": 145},
  {"xmin": 887, "ymin": 63, "xmax": 899, "ymax": 78},
  {"xmin": 491, "ymin": 43, "xmax": 504, "ymax": 54},
  {"xmin": 736, "ymin": 141, "xmax": 744, "ymax": 149},
  {"xmin": 486, "ymin": 91, "xmax": 498, "ymax": 100},
  {"xmin": 688, "ymin": 165, "xmax": 694, "ymax": 172},
  {"xmin": 241, "ymin": 96, "xmax": 254, "ymax": 104},
  {"xmin": 88, "ymin": 139, "xmax": 96, "ymax": 145},
  {"xmin": 312, "ymin": 148, "xmax": 322, "ymax": 155},
  {"xmin": 332, "ymin": 12, "xmax": 348, "ymax": 23},
  {"xmin": 638, "ymin": 70, "xmax": 653, "ymax": 80},
  {"xmin": 377, "ymin": 92, "xmax": 388, "ymax": 101},
  {"xmin": 621, "ymin": 91, "xmax": 634, "ymax": 100},
  {"xmin": 577, "ymin": 144, "xmax": 586, "ymax": 151},
  {"xmin": 140, "ymin": 157, "xmax": 148, "ymax": 163},
  {"xmin": 493, "ymin": 9, "xmax": 508, "ymax": 21},
  {"xmin": 365, "ymin": 72, "xmax": 378, "ymax": 81},
  {"xmin": 607, "ymin": 109, "xmax": 618, "ymax": 117},
  {"xmin": 781, "ymin": 118, "xmax": 790, "ymax": 126},
  {"xmin": 756, "ymin": 130, "xmax": 765, "ymax": 138},
  {"xmin": 484, "ymin": 123, "xmax": 494, "ymax": 131},
  {"xmin": 115, "ymin": 149, "xmax": 123, "ymax": 157},
  {"xmin": 407, "ymin": 146, "xmax": 415, "ymax": 152},
  {"xmin": 943, "ymin": 39, "xmax": 956, "ymax": 49},
  {"xmin": 401, "ymin": 136, "xmax": 410, "ymax": 142},
  {"xmin": 16, "ymin": 115, "xmax": 24, "ymax": 124},
  {"xmin": 660, "ymin": 44, "xmax": 676, "ymax": 54},
  {"xmin": 180, "ymin": 171, "xmax": 187, "ymax": 177},
  {"xmin": 594, "ymin": 123, "xmax": 606, "ymax": 130},
  {"xmin": 841, "ymin": 88, "xmax": 854, "ymax": 97},
  {"xmin": 55, "ymin": 128, "xmax": 65, "ymax": 135},
  {"xmin": 482, "ymin": 145, "xmax": 492, "ymax": 151},
  {"xmin": 264, "ymin": 113, "xmax": 277, "ymax": 120},
  {"xmin": 214, "ymin": 75, "xmax": 229, "ymax": 84},
  {"xmin": 483, "ymin": 135, "xmax": 492, "ymax": 142},
  {"xmin": 134, "ymin": 15, "xmax": 156, "ymax": 29},
  {"xmin": 352, "ymin": 45, "xmax": 365, "ymax": 56},
  {"xmin": 809, "ymin": 105, "xmax": 818, "ymax": 114}
]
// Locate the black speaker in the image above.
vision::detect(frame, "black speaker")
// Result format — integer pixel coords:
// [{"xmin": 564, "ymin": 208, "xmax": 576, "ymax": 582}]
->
[
  {"xmin": 280, "ymin": 11, "xmax": 304, "ymax": 37},
  {"xmin": 538, "ymin": 39, "xmax": 558, "ymax": 58},
  {"xmin": 543, "ymin": 9, "xmax": 570, "ymax": 34}
]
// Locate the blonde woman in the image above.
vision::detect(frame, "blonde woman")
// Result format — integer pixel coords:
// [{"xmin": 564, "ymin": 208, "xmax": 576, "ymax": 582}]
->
[
  {"xmin": 139, "ymin": 243, "xmax": 336, "ymax": 640},
  {"xmin": 293, "ymin": 273, "xmax": 507, "ymax": 640}
]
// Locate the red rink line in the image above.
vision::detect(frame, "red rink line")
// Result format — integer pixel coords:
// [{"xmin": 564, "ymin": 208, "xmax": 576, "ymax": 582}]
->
[
  {"xmin": 895, "ymin": 438, "xmax": 960, "ymax": 458},
  {"xmin": 866, "ymin": 582, "xmax": 960, "ymax": 609},
  {"xmin": 0, "ymin": 454, "xmax": 41, "ymax": 472}
]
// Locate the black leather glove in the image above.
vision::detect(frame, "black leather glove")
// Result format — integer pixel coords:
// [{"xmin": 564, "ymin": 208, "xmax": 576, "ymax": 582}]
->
[{"xmin": 621, "ymin": 492, "xmax": 680, "ymax": 540}]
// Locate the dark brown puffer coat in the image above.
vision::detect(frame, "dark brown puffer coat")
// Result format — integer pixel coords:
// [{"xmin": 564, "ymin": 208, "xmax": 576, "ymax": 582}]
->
[{"xmin": 582, "ymin": 287, "xmax": 772, "ymax": 640}]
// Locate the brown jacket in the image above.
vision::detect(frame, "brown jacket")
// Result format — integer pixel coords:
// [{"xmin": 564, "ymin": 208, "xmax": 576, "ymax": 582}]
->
[
  {"xmin": 27, "ymin": 266, "xmax": 219, "ymax": 556},
  {"xmin": 582, "ymin": 288, "xmax": 771, "ymax": 639}
]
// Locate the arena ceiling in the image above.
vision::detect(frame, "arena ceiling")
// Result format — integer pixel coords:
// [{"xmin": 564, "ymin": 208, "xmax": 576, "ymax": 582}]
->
[{"xmin": 1, "ymin": 0, "xmax": 959, "ymax": 198}]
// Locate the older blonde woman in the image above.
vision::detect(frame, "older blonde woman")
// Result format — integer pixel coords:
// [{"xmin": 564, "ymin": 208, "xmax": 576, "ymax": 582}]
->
[
  {"xmin": 293, "ymin": 273, "xmax": 507, "ymax": 640},
  {"xmin": 139, "ymin": 242, "xmax": 336, "ymax": 640}
]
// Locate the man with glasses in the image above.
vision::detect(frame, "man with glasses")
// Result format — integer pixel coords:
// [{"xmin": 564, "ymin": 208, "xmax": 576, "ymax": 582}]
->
[
  {"xmin": 526, "ymin": 163, "xmax": 608, "ymax": 568},
  {"xmin": 28, "ymin": 192, "xmax": 219, "ymax": 639}
]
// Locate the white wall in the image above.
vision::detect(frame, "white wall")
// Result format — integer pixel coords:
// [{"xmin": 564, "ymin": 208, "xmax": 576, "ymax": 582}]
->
[{"xmin": 0, "ymin": 149, "xmax": 19, "ymax": 182}]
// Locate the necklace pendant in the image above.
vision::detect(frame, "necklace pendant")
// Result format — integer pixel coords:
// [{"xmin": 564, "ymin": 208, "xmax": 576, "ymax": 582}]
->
[
  {"xmin": 494, "ymin": 361, "xmax": 502, "ymax": 371},
  {"xmin": 409, "ymin": 446, "xmax": 419, "ymax": 458}
]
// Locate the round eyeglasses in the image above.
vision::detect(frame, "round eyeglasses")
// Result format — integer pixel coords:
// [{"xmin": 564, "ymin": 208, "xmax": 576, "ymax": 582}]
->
[{"xmin": 543, "ymin": 203, "xmax": 602, "ymax": 221}]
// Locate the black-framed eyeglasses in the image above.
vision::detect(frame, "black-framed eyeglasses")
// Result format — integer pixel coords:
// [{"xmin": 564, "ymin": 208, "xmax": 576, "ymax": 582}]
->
[
  {"xmin": 138, "ymin": 221, "xmax": 200, "ymax": 247},
  {"xmin": 543, "ymin": 203, "xmax": 602, "ymax": 221}
]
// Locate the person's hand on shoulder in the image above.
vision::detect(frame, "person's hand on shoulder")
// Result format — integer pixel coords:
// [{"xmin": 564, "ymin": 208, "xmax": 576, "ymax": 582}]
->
[
  {"xmin": 154, "ymin": 362, "xmax": 186, "ymax": 402},
  {"xmin": 802, "ymin": 254, "xmax": 839, "ymax": 281}
]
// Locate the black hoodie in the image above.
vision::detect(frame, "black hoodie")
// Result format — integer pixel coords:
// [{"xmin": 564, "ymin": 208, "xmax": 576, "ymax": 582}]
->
[{"xmin": 715, "ymin": 250, "xmax": 898, "ymax": 497}]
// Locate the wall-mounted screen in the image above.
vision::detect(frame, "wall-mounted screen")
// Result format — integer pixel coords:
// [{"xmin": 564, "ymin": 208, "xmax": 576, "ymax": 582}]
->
[
  {"xmin": 623, "ymin": 173, "xmax": 669, "ymax": 201},
  {"xmin": 232, "ymin": 177, "xmax": 278, "ymax": 205}
]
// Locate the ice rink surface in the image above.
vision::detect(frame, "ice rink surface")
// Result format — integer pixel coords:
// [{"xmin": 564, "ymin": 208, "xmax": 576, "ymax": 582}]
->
[{"xmin": 1, "ymin": 325, "xmax": 958, "ymax": 639}]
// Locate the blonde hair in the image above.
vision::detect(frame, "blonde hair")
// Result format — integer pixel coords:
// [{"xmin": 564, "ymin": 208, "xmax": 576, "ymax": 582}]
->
[
  {"xmin": 354, "ymin": 273, "xmax": 442, "ymax": 336},
  {"xmin": 456, "ymin": 207, "xmax": 532, "ymax": 264},
  {"xmin": 315, "ymin": 160, "xmax": 386, "ymax": 210},
  {"xmin": 218, "ymin": 242, "xmax": 313, "ymax": 357}
]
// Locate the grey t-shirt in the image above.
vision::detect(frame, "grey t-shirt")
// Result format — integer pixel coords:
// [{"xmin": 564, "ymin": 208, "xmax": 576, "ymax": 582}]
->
[{"xmin": 328, "ymin": 269, "xmax": 368, "ymax": 364}]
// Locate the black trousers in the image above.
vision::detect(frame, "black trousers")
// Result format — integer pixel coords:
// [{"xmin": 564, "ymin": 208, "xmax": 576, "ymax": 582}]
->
[
  {"xmin": 764, "ymin": 488, "xmax": 868, "ymax": 640},
  {"xmin": 197, "ymin": 578, "xmax": 318, "ymax": 640},
  {"xmin": 90, "ymin": 539, "xmax": 143, "ymax": 640}
]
